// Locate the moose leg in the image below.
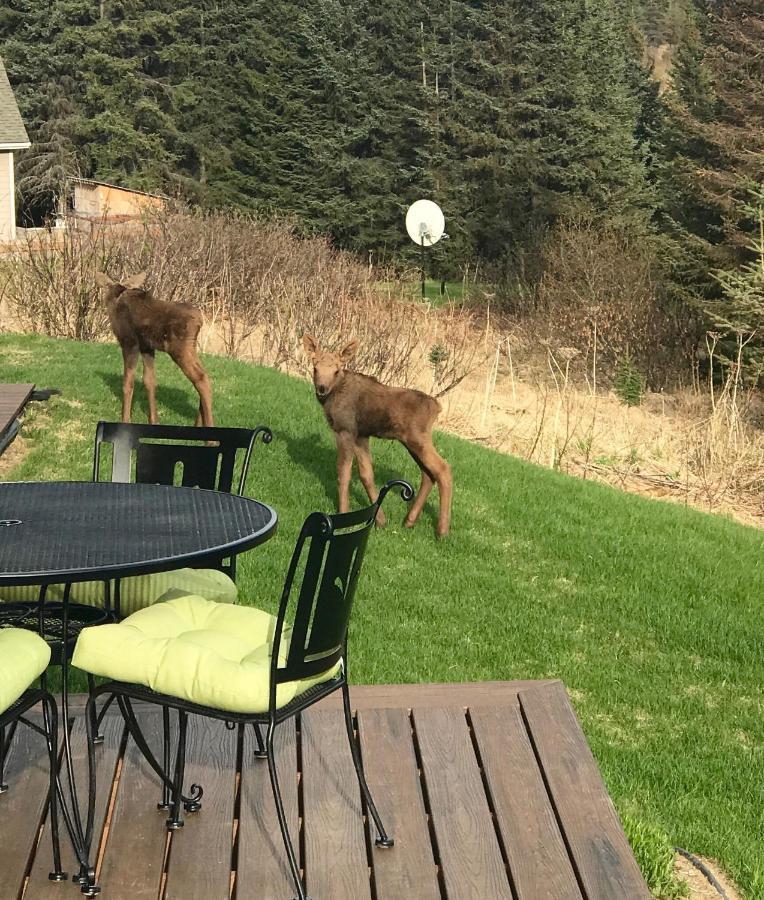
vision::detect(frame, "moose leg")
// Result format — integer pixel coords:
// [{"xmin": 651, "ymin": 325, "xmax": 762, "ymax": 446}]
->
[
  {"xmin": 406, "ymin": 438, "xmax": 452, "ymax": 537},
  {"xmin": 405, "ymin": 469, "xmax": 434, "ymax": 528},
  {"xmin": 141, "ymin": 351, "xmax": 159, "ymax": 425},
  {"xmin": 121, "ymin": 344, "xmax": 139, "ymax": 423},
  {"xmin": 335, "ymin": 432, "xmax": 355, "ymax": 514},
  {"xmin": 402, "ymin": 444, "xmax": 435, "ymax": 528},
  {"xmin": 355, "ymin": 438, "xmax": 385, "ymax": 526},
  {"xmin": 170, "ymin": 344, "xmax": 214, "ymax": 427}
]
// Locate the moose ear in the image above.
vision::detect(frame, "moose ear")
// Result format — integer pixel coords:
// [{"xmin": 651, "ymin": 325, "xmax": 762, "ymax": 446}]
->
[
  {"xmin": 95, "ymin": 272, "xmax": 115, "ymax": 288},
  {"xmin": 339, "ymin": 339, "xmax": 358, "ymax": 363},
  {"xmin": 302, "ymin": 332, "xmax": 319, "ymax": 358},
  {"xmin": 123, "ymin": 271, "xmax": 148, "ymax": 290}
]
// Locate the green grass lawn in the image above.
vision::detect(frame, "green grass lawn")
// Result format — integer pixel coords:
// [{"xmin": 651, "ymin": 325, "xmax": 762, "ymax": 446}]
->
[
  {"xmin": 1, "ymin": 333, "xmax": 763, "ymax": 897},
  {"xmin": 377, "ymin": 279, "xmax": 470, "ymax": 306}
]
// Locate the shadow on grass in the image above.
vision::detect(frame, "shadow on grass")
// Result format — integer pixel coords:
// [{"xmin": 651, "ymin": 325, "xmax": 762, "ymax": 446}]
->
[
  {"xmin": 97, "ymin": 370, "xmax": 198, "ymax": 423},
  {"xmin": 282, "ymin": 430, "xmax": 338, "ymax": 501}
]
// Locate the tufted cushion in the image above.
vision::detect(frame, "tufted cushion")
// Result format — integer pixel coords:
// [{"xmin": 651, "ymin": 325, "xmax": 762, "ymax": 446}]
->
[
  {"xmin": 0, "ymin": 568, "xmax": 238, "ymax": 617},
  {"xmin": 0, "ymin": 629, "xmax": 52, "ymax": 716},
  {"xmin": 72, "ymin": 594, "xmax": 341, "ymax": 714}
]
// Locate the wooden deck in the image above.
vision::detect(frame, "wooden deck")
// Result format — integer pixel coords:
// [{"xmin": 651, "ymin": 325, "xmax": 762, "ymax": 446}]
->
[
  {"xmin": 0, "ymin": 383, "xmax": 34, "ymax": 455},
  {"xmin": 0, "ymin": 681, "xmax": 651, "ymax": 900}
]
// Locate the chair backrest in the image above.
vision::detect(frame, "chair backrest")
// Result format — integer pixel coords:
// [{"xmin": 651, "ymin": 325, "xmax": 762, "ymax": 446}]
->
[
  {"xmin": 271, "ymin": 480, "xmax": 413, "ymax": 693},
  {"xmin": 93, "ymin": 422, "xmax": 272, "ymax": 495}
]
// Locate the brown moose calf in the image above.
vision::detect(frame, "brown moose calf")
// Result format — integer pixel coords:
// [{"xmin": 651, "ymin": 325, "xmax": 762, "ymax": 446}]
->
[
  {"xmin": 96, "ymin": 271, "xmax": 213, "ymax": 427},
  {"xmin": 303, "ymin": 333, "xmax": 452, "ymax": 537}
]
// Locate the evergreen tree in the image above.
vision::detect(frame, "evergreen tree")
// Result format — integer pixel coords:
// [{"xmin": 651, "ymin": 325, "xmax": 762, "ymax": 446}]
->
[
  {"xmin": 0, "ymin": 0, "xmax": 696, "ymax": 277},
  {"xmin": 659, "ymin": 0, "xmax": 764, "ymax": 368},
  {"xmin": 708, "ymin": 186, "xmax": 764, "ymax": 373}
]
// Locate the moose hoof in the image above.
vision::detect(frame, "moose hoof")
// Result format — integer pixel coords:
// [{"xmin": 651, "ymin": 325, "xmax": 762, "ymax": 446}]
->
[
  {"xmin": 375, "ymin": 512, "xmax": 387, "ymax": 528},
  {"xmin": 403, "ymin": 517, "xmax": 416, "ymax": 529}
]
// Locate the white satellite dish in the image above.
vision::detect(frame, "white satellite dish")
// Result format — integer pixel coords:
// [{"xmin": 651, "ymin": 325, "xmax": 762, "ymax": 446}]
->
[
  {"xmin": 405, "ymin": 200, "xmax": 446, "ymax": 298},
  {"xmin": 406, "ymin": 199, "xmax": 445, "ymax": 247}
]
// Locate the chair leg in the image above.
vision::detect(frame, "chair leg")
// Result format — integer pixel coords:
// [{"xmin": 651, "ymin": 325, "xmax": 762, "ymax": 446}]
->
[
  {"xmin": 265, "ymin": 722, "xmax": 310, "ymax": 900},
  {"xmin": 252, "ymin": 723, "xmax": 267, "ymax": 759},
  {"xmin": 0, "ymin": 726, "xmax": 8, "ymax": 793},
  {"xmin": 166, "ymin": 710, "xmax": 189, "ymax": 830},
  {"xmin": 44, "ymin": 694, "xmax": 68, "ymax": 882},
  {"xmin": 116, "ymin": 697, "xmax": 203, "ymax": 812},
  {"xmin": 87, "ymin": 676, "xmax": 104, "ymax": 745},
  {"xmin": 157, "ymin": 707, "xmax": 172, "ymax": 811},
  {"xmin": 341, "ymin": 682, "xmax": 393, "ymax": 848}
]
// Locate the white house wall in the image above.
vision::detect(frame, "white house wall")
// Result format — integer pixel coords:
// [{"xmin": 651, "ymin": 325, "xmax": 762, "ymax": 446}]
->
[{"xmin": 0, "ymin": 151, "xmax": 15, "ymax": 241}]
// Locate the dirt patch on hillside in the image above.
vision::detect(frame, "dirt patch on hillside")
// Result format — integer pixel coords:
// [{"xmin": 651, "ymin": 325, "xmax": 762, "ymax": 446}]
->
[
  {"xmin": 675, "ymin": 852, "xmax": 743, "ymax": 900},
  {"xmin": 436, "ymin": 362, "xmax": 764, "ymax": 531},
  {"xmin": 0, "ymin": 432, "xmax": 28, "ymax": 475}
]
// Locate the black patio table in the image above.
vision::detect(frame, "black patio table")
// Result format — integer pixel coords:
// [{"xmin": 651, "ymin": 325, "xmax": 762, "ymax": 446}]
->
[{"xmin": 0, "ymin": 480, "xmax": 277, "ymax": 894}]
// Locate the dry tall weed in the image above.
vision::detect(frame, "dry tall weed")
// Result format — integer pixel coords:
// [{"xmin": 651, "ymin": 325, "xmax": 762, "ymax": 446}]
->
[{"xmin": 684, "ymin": 335, "xmax": 764, "ymax": 509}]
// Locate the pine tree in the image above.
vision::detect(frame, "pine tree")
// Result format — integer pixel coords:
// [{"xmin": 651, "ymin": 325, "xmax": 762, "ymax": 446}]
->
[
  {"xmin": 708, "ymin": 186, "xmax": 764, "ymax": 373},
  {"xmin": 658, "ymin": 0, "xmax": 764, "ymax": 368}
]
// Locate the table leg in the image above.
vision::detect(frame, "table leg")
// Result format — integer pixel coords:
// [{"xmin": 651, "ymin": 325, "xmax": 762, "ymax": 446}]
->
[{"xmin": 45, "ymin": 582, "xmax": 100, "ymax": 896}]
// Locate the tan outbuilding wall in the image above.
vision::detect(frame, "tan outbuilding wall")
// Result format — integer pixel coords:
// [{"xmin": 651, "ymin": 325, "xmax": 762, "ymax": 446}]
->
[{"xmin": 73, "ymin": 181, "xmax": 166, "ymax": 219}]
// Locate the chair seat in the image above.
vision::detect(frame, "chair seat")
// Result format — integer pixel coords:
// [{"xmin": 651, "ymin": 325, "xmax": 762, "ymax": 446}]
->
[
  {"xmin": 0, "ymin": 568, "xmax": 238, "ymax": 617},
  {"xmin": 72, "ymin": 594, "xmax": 340, "ymax": 714},
  {"xmin": 0, "ymin": 629, "xmax": 52, "ymax": 715}
]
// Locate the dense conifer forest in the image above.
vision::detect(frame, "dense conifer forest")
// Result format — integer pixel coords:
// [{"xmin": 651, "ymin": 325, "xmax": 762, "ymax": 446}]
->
[{"xmin": 1, "ymin": 0, "xmax": 762, "ymax": 375}]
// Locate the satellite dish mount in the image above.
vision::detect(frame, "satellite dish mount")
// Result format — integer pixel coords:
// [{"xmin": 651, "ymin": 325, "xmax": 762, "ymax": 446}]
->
[{"xmin": 405, "ymin": 200, "xmax": 445, "ymax": 298}]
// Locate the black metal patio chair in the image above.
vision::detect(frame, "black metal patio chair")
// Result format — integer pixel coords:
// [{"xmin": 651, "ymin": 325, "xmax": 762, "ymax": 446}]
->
[
  {"xmin": 86, "ymin": 421, "xmax": 273, "ymax": 742},
  {"xmin": 0, "ymin": 628, "xmax": 65, "ymax": 883},
  {"xmin": 73, "ymin": 479, "xmax": 413, "ymax": 900},
  {"xmin": 92, "ymin": 420, "xmax": 273, "ymax": 611}
]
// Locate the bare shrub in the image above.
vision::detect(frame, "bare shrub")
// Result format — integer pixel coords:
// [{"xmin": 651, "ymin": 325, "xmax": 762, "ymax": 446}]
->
[
  {"xmin": 0, "ymin": 209, "xmax": 479, "ymax": 392},
  {"xmin": 527, "ymin": 218, "xmax": 694, "ymax": 388},
  {"xmin": 0, "ymin": 222, "xmax": 126, "ymax": 340}
]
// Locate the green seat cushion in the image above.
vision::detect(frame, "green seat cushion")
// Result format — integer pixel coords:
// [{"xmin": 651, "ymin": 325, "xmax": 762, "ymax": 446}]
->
[
  {"xmin": 72, "ymin": 594, "xmax": 340, "ymax": 714},
  {"xmin": 0, "ymin": 629, "xmax": 52, "ymax": 715},
  {"xmin": 0, "ymin": 569, "xmax": 237, "ymax": 617}
]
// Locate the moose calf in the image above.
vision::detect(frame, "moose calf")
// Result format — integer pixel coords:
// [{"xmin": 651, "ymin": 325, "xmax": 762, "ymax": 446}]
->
[
  {"xmin": 303, "ymin": 333, "xmax": 452, "ymax": 537},
  {"xmin": 96, "ymin": 272, "xmax": 213, "ymax": 427}
]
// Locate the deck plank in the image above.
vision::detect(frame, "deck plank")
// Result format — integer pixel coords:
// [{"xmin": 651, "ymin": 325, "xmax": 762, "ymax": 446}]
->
[
  {"xmin": 0, "ymin": 720, "xmax": 51, "ymax": 899},
  {"xmin": 301, "ymin": 709, "xmax": 371, "ymax": 900},
  {"xmin": 0, "ymin": 383, "xmax": 34, "ymax": 431},
  {"xmin": 470, "ymin": 702, "xmax": 582, "ymax": 900},
  {"xmin": 25, "ymin": 714, "xmax": 124, "ymax": 900},
  {"xmin": 413, "ymin": 706, "xmax": 513, "ymax": 900},
  {"xmin": 519, "ymin": 683, "xmax": 651, "ymax": 900},
  {"xmin": 357, "ymin": 707, "xmax": 440, "ymax": 900},
  {"xmin": 237, "ymin": 721, "xmax": 299, "ymax": 900},
  {"xmin": 316, "ymin": 680, "xmax": 551, "ymax": 710},
  {"xmin": 163, "ymin": 717, "xmax": 237, "ymax": 900},
  {"xmin": 96, "ymin": 712, "xmax": 167, "ymax": 899}
]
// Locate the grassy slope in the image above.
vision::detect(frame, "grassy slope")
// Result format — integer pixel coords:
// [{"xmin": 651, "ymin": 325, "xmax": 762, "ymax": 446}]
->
[{"xmin": 1, "ymin": 333, "xmax": 762, "ymax": 897}]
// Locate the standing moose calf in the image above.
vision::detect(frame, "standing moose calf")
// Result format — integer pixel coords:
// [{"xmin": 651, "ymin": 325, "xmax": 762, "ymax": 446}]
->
[
  {"xmin": 96, "ymin": 272, "xmax": 213, "ymax": 427},
  {"xmin": 303, "ymin": 334, "xmax": 452, "ymax": 537}
]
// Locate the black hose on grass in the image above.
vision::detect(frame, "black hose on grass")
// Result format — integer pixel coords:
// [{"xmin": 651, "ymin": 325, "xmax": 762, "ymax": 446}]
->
[{"xmin": 675, "ymin": 847, "xmax": 730, "ymax": 899}]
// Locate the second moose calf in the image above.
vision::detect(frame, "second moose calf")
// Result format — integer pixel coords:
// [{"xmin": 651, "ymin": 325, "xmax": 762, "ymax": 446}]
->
[{"xmin": 303, "ymin": 333, "xmax": 452, "ymax": 537}]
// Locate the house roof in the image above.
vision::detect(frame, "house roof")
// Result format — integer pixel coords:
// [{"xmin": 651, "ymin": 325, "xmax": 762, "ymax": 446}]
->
[{"xmin": 0, "ymin": 57, "xmax": 30, "ymax": 150}]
